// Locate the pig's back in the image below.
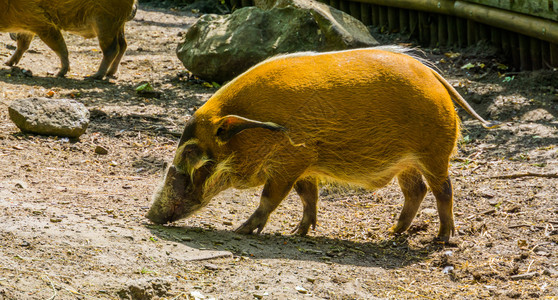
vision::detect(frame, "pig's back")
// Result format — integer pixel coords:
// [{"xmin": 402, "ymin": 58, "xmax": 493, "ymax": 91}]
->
[{"xmin": 198, "ymin": 48, "xmax": 460, "ymax": 186}]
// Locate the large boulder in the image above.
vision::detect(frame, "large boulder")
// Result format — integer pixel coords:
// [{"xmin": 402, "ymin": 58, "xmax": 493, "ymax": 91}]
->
[
  {"xmin": 8, "ymin": 98, "xmax": 90, "ymax": 138},
  {"xmin": 177, "ymin": 0, "xmax": 378, "ymax": 82}
]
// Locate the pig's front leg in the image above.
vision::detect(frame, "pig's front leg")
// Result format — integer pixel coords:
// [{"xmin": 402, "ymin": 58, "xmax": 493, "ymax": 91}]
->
[{"xmin": 235, "ymin": 179, "xmax": 294, "ymax": 235}]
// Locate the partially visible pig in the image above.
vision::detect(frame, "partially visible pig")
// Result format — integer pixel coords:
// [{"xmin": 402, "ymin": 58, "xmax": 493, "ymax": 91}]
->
[
  {"xmin": 147, "ymin": 46, "xmax": 499, "ymax": 242},
  {"xmin": 0, "ymin": 0, "xmax": 137, "ymax": 79}
]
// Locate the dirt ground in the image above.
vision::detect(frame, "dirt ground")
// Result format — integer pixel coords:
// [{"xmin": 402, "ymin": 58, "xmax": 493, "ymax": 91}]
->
[{"xmin": 0, "ymin": 4, "xmax": 557, "ymax": 300}]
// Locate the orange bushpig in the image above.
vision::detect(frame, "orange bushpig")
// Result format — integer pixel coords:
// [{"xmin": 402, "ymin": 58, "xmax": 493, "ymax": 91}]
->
[
  {"xmin": 146, "ymin": 46, "xmax": 499, "ymax": 242},
  {"xmin": 0, "ymin": 0, "xmax": 137, "ymax": 79}
]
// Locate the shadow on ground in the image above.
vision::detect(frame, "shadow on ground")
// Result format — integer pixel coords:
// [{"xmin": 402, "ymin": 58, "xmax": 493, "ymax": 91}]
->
[{"xmin": 147, "ymin": 224, "xmax": 447, "ymax": 269}]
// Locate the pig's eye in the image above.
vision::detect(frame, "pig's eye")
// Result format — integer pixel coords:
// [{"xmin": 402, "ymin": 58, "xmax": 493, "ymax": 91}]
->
[{"xmin": 177, "ymin": 143, "xmax": 203, "ymax": 161}]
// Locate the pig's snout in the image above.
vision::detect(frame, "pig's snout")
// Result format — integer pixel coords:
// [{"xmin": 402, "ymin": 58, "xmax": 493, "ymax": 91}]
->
[{"xmin": 146, "ymin": 165, "xmax": 190, "ymax": 224}]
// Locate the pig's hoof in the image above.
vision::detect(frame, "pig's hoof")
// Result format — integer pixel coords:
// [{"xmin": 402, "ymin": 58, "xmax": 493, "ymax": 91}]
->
[
  {"xmin": 388, "ymin": 224, "xmax": 406, "ymax": 235},
  {"xmin": 291, "ymin": 224, "xmax": 309, "ymax": 236},
  {"xmin": 235, "ymin": 219, "xmax": 266, "ymax": 235},
  {"xmin": 291, "ymin": 220, "xmax": 316, "ymax": 236},
  {"xmin": 435, "ymin": 232, "xmax": 453, "ymax": 243},
  {"xmin": 234, "ymin": 224, "xmax": 256, "ymax": 235},
  {"xmin": 436, "ymin": 224, "xmax": 455, "ymax": 242},
  {"xmin": 85, "ymin": 73, "xmax": 104, "ymax": 80}
]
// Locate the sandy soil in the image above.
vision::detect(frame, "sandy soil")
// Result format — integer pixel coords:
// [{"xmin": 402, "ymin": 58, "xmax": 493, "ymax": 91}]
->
[{"xmin": 0, "ymin": 4, "xmax": 557, "ymax": 299}]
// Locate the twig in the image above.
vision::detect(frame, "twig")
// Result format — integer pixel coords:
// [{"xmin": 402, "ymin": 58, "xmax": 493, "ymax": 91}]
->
[
  {"xmin": 170, "ymin": 293, "xmax": 186, "ymax": 300},
  {"xmin": 43, "ymin": 274, "xmax": 57, "ymax": 300},
  {"xmin": 545, "ymin": 223, "xmax": 555, "ymax": 236},
  {"xmin": 530, "ymin": 242, "xmax": 551, "ymax": 253},
  {"xmin": 526, "ymin": 259, "xmax": 535, "ymax": 273},
  {"xmin": 508, "ymin": 224, "xmax": 530, "ymax": 229},
  {"xmin": 489, "ymin": 172, "xmax": 558, "ymax": 179},
  {"xmin": 128, "ymin": 113, "xmax": 170, "ymax": 122}
]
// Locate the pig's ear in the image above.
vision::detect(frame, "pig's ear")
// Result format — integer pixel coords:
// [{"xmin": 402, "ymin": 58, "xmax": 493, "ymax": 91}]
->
[{"xmin": 215, "ymin": 115, "xmax": 286, "ymax": 142}]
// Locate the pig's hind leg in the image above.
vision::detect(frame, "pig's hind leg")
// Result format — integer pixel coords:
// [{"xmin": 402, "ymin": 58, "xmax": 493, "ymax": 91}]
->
[
  {"xmin": 105, "ymin": 28, "xmax": 127, "ymax": 78},
  {"xmin": 36, "ymin": 28, "xmax": 69, "ymax": 77},
  {"xmin": 420, "ymin": 157, "xmax": 455, "ymax": 242},
  {"xmin": 292, "ymin": 178, "xmax": 319, "ymax": 236},
  {"xmin": 90, "ymin": 21, "xmax": 122, "ymax": 79},
  {"xmin": 5, "ymin": 33, "xmax": 34, "ymax": 67},
  {"xmin": 235, "ymin": 179, "xmax": 296, "ymax": 235},
  {"xmin": 389, "ymin": 168, "xmax": 428, "ymax": 235},
  {"xmin": 428, "ymin": 176, "xmax": 454, "ymax": 242}
]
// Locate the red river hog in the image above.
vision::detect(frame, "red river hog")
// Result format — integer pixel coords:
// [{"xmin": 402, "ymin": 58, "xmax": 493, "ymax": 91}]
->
[
  {"xmin": 0, "ymin": 0, "xmax": 137, "ymax": 78},
  {"xmin": 147, "ymin": 46, "xmax": 499, "ymax": 242}
]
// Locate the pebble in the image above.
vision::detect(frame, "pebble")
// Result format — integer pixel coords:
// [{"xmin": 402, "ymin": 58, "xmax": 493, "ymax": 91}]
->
[
  {"xmin": 421, "ymin": 208, "xmax": 437, "ymax": 216},
  {"xmin": 204, "ymin": 263, "xmax": 220, "ymax": 271},
  {"xmin": 253, "ymin": 292, "xmax": 268, "ymax": 299},
  {"xmin": 442, "ymin": 266, "xmax": 454, "ymax": 274},
  {"xmin": 13, "ymin": 180, "xmax": 28, "ymax": 189},
  {"xmin": 295, "ymin": 286, "xmax": 309, "ymax": 294}
]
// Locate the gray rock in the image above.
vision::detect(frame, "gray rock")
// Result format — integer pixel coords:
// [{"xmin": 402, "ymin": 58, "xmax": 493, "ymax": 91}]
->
[
  {"xmin": 8, "ymin": 97, "xmax": 90, "ymax": 138},
  {"xmin": 177, "ymin": 0, "xmax": 378, "ymax": 82},
  {"xmin": 116, "ymin": 278, "xmax": 171, "ymax": 300}
]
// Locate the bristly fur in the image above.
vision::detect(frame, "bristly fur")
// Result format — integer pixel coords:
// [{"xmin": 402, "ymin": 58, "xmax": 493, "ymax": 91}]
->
[
  {"xmin": 0, "ymin": 0, "xmax": 137, "ymax": 78},
  {"xmin": 149, "ymin": 47, "xmax": 496, "ymax": 240},
  {"xmin": 202, "ymin": 156, "xmax": 234, "ymax": 200}
]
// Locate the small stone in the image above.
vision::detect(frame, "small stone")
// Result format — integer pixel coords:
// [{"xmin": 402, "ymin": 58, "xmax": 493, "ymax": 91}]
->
[
  {"xmin": 13, "ymin": 180, "xmax": 28, "ymax": 189},
  {"xmin": 488, "ymin": 199, "xmax": 499, "ymax": 206},
  {"xmin": 253, "ymin": 292, "xmax": 268, "ymax": 299},
  {"xmin": 421, "ymin": 208, "xmax": 437, "ymax": 216},
  {"xmin": 50, "ymin": 218, "xmax": 63, "ymax": 223},
  {"xmin": 204, "ymin": 263, "xmax": 220, "ymax": 271},
  {"xmin": 505, "ymin": 205, "xmax": 521, "ymax": 213},
  {"xmin": 295, "ymin": 286, "xmax": 309, "ymax": 294},
  {"xmin": 442, "ymin": 266, "xmax": 454, "ymax": 274},
  {"xmin": 223, "ymin": 221, "xmax": 233, "ymax": 226},
  {"xmin": 94, "ymin": 145, "xmax": 109, "ymax": 155},
  {"xmin": 506, "ymin": 291, "xmax": 522, "ymax": 298},
  {"xmin": 180, "ymin": 236, "xmax": 192, "ymax": 242},
  {"xmin": 190, "ymin": 291, "xmax": 206, "ymax": 299}
]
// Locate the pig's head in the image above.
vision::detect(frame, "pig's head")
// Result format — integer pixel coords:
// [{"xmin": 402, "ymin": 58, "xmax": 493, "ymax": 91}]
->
[{"xmin": 146, "ymin": 114, "xmax": 286, "ymax": 225}]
